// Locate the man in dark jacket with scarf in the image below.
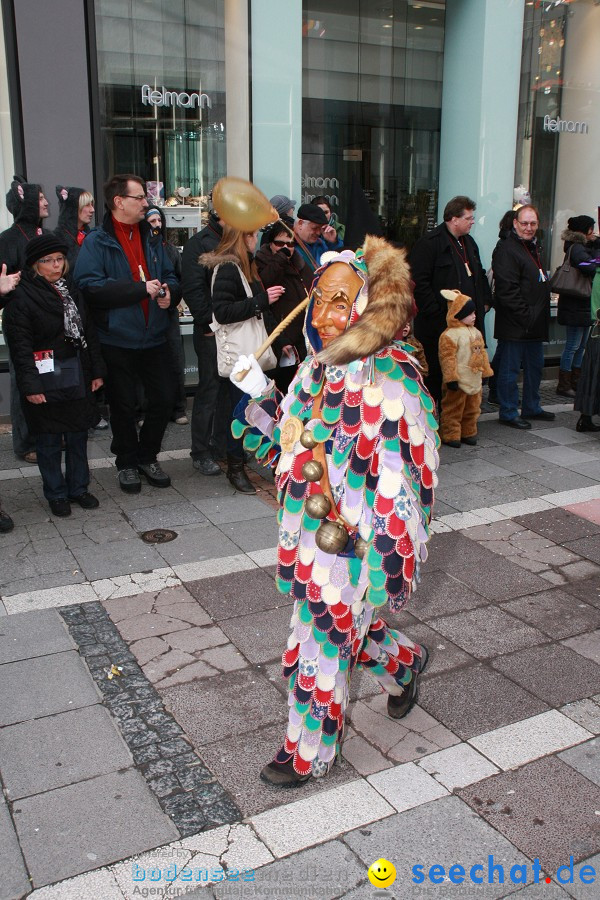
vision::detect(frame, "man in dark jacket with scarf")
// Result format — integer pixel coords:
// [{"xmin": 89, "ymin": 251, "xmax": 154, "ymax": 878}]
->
[
  {"xmin": 0, "ymin": 175, "xmax": 50, "ymax": 462},
  {"xmin": 492, "ymin": 204, "xmax": 554, "ymax": 428},
  {"xmin": 181, "ymin": 204, "xmax": 227, "ymax": 476},
  {"xmin": 74, "ymin": 173, "xmax": 181, "ymax": 493},
  {"xmin": 409, "ymin": 196, "xmax": 492, "ymax": 403}
]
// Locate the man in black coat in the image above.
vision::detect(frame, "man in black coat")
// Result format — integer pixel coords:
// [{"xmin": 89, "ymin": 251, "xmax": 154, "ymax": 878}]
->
[
  {"xmin": 0, "ymin": 175, "xmax": 50, "ymax": 462},
  {"xmin": 492, "ymin": 204, "xmax": 553, "ymax": 429},
  {"xmin": 409, "ymin": 196, "xmax": 492, "ymax": 403},
  {"xmin": 181, "ymin": 206, "xmax": 228, "ymax": 475}
]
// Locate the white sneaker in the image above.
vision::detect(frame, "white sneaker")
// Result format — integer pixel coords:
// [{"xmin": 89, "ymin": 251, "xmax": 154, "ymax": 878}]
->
[
  {"xmin": 174, "ymin": 415, "xmax": 189, "ymax": 425},
  {"xmin": 95, "ymin": 417, "xmax": 109, "ymax": 430}
]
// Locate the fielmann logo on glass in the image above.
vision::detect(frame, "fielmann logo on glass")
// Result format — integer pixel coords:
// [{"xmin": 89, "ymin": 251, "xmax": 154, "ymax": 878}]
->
[{"xmin": 411, "ymin": 855, "xmax": 596, "ymax": 887}]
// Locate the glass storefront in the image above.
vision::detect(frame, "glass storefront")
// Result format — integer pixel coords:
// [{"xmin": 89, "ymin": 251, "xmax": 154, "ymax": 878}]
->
[
  {"xmin": 515, "ymin": 0, "xmax": 599, "ymax": 270},
  {"xmin": 514, "ymin": 0, "xmax": 600, "ymax": 362},
  {"xmin": 302, "ymin": 0, "xmax": 445, "ymax": 247},
  {"xmin": 94, "ymin": 0, "xmax": 226, "ymax": 238}
]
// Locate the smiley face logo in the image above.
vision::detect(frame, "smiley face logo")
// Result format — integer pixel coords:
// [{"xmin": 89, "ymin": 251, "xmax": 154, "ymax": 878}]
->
[{"xmin": 367, "ymin": 858, "xmax": 397, "ymax": 888}]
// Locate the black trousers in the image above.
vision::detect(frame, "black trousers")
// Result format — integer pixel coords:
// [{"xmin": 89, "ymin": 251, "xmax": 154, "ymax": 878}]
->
[
  {"xmin": 190, "ymin": 329, "xmax": 229, "ymax": 460},
  {"xmin": 417, "ymin": 331, "xmax": 443, "ymax": 404},
  {"xmin": 101, "ymin": 343, "xmax": 173, "ymax": 470}
]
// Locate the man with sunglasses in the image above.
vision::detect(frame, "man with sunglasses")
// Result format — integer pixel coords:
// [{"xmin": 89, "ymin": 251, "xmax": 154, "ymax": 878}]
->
[
  {"xmin": 256, "ymin": 216, "xmax": 314, "ymax": 390},
  {"xmin": 74, "ymin": 174, "xmax": 181, "ymax": 493}
]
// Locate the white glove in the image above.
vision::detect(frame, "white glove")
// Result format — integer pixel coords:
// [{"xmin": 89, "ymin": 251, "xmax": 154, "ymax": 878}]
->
[{"xmin": 230, "ymin": 354, "xmax": 269, "ymax": 398}]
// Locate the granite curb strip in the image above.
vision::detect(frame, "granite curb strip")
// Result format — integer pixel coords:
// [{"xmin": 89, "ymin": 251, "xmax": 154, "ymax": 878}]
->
[{"xmin": 59, "ymin": 602, "xmax": 242, "ymax": 836}]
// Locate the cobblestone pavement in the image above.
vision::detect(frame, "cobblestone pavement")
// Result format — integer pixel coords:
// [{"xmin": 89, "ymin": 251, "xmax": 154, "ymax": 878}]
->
[{"xmin": 1, "ymin": 387, "xmax": 600, "ymax": 898}]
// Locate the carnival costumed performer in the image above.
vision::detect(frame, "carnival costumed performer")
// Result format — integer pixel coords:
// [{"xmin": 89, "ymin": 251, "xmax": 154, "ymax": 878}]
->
[{"xmin": 229, "ymin": 237, "xmax": 439, "ymax": 787}]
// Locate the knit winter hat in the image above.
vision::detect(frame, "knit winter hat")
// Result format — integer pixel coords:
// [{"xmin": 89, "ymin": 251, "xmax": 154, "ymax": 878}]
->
[
  {"xmin": 145, "ymin": 207, "xmax": 161, "ymax": 219},
  {"xmin": 25, "ymin": 234, "xmax": 68, "ymax": 268},
  {"xmin": 270, "ymin": 195, "xmax": 296, "ymax": 217},
  {"xmin": 567, "ymin": 215, "xmax": 595, "ymax": 235},
  {"xmin": 455, "ymin": 299, "xmax": 476, "ymax": 320}
]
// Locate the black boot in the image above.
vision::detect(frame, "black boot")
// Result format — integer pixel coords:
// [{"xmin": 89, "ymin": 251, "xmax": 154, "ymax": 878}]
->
[
  {"xmin": 226, "ymin": 455, "xmax": 256, "ymax": 494},
  {"xmin": 576, "ymin": 415, "xmax": 600, "ymax": 433},
  {"xmin": 556, "ymin": 369, "xmax": 575, "ymax": 398}
]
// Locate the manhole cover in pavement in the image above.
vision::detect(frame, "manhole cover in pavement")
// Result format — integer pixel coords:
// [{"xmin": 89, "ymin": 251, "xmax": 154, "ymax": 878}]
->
[{"xmin": 140, "ymin": 529, "xmax": 178, "ymax": 544}]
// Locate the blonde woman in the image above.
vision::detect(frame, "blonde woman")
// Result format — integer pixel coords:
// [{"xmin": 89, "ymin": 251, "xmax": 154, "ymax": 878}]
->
[{"xmin": 201, "ymin": 226, "xmax": 284, "ymax": 493}]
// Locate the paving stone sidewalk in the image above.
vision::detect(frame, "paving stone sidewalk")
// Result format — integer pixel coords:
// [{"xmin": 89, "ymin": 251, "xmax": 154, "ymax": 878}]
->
[{"xmin": 1, "ymin": 393, "xmax": 600, "ymax": 897}]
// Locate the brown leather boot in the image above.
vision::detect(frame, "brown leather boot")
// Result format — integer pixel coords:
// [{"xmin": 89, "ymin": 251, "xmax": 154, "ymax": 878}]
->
[
  {"xmin": 556, "ymin": 369, "xmax": 575, "ymax": 398},
  {"xmin": 571, "ymin": 366, "xmax": 582, "ymax": 392}
]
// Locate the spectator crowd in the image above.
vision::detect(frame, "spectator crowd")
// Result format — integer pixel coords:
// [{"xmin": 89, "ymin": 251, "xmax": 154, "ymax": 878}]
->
[{"xmin": 0, "ymin": 173, "xmax": 598, "ymax": 535}]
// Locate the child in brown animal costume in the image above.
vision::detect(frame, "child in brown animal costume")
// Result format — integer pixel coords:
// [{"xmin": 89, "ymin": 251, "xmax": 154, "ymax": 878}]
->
[{"xmin": 438, "ymin": 289, "xmax": 493, "ymax": 447}]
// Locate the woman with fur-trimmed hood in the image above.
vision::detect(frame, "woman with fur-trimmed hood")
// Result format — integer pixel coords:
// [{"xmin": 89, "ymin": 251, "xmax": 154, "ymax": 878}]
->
[
  {"xmin": 555, "ymin": 215, "xmax": 599, "ymax": 400},
  {"xmin": 229, "ymin": 237, "xmax": 439, "ymax": 786}
]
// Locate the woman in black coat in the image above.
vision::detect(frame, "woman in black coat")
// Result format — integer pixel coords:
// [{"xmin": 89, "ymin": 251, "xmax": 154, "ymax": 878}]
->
[
  {"xmin": 256, "ymin": 217, "xmax": 313, "ymax": 392},
  {"xmin": 201, "ymin": 226, "xmax": 284, "ymax": 494},
  {"xmin": 3, "ymin": 235, "xmax": 106, "ymax": 517},
  {"xmin": 555, "ymin": 215, "xmax": 598, "ymax": 399}
]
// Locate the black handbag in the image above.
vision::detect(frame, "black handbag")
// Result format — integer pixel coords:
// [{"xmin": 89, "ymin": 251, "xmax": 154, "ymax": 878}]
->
[
  {"xmin": 38, "ymin": 354, "xmax": 85, "ymax": 402},
  {"xmin": 549, "ymin": 246, "xmax": 592, "ymax": 300}
]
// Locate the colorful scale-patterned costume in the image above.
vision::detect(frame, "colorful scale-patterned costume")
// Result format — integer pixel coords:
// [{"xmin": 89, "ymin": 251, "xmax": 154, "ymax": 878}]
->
[{"xmin": 233, "ymin": 241, "xmax": 439, "ymax": 778}]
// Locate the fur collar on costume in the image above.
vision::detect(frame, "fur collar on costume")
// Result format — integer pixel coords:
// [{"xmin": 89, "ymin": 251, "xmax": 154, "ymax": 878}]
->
[{"xmin": 315, "ymin": 235, "xmax": 413, "ymax": 367}]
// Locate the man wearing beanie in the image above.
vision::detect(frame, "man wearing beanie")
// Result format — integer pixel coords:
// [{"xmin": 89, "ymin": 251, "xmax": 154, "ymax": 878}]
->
[
  {"xmin": 74, "ymin": 174, "xmax": 181, "ymax": 493},
  {"xmin": 145, "ymin": 206, "xmax": 187, "ymax": 425},
  {"xmin": 555, "ymin": 214, "xmax": 598, "ymax": 401},
  {"xmin": 180, "ymin": 191, "xmax": 228, "ymax": 476},
  {"xmin": 438, "ymin": 289, "xmax": 493, "ymax": 447},
  {"xmin": 293, "ymin": 203, "xmax": 342, "ymax": 269}
]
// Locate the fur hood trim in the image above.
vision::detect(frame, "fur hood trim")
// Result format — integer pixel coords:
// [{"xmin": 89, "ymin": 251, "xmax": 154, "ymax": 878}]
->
[
  {"xmin": 316, "ymin": 235, "xmax": 413, "ymax": 366},
  {"xmin": 199, "ymin": 251, "xmax": 241, "ymax": 270},
  {"xmin": 561, "ymin": 229, "xmax": 590, "ymax": 246}
]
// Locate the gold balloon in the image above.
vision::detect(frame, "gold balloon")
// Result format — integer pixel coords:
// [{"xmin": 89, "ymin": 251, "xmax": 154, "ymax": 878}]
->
[
  {"xmin": 300, "ymin": 429, "xmax": 318, "ymax": 450},
  {"xmin": 302, "ymin": 460, "xmax": 324, "ymax": 482},
  {"xmin": 212, "ymin": 177, "xmax": 278, "ymax": 231},
  {"xmin": 354, "ymin": 536, "xmax": 369, "ymax": 559},
  {"xmin": 305, "ymin": 494, "xmax": 332, "ymax": 519},
  {"xmin": 315, "ymin": 520, "xmax": 349, "ymax": 555}
]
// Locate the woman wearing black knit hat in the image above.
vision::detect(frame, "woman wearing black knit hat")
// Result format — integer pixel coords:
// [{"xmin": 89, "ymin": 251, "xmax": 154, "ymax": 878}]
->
[
  {"xmin": 556, "ymin": 214, "xmax": 598, "ymax": 403},
  {"xmin": 2, "ymin": 234, "xmax": 106, "ymax": 516}
]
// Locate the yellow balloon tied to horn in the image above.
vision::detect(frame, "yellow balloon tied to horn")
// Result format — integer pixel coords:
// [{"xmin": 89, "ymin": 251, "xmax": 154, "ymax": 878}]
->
[{"xmin": 212, "ymin": 177, "xmax": 278, "ymax": 231}]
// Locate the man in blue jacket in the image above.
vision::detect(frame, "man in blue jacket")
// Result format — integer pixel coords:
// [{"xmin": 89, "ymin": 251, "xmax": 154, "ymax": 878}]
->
[{"xmin": 74, "ymin": 174, "xmax": 181, "ymax": 493}]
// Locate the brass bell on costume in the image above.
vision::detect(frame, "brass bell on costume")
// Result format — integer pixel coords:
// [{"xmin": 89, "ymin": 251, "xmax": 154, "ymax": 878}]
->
[
  {"xmin": 305, "ymin": 494, "xmax": 331, "ymax": 519},
  {"xmin": 315, "ymin": 520, "xmax": 348, "ymax": 554},
  {"xmin": 354, "ymin": 536, "xmax": 369, "ymax": 559},
  {"xmin": 300, "ymin": 429, "xmax": 318, "ymax": 450},
  {"xmin": 302, "ymin": 459, "xmax": 324, "ymax": 482}
]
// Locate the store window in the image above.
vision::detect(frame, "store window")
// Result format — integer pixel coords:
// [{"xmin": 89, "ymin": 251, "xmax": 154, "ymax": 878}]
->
[
  {"xmin": 515, "ymin": 0, "xmax": 598, "ymax": 269},
  {"xmin": 302, "ymin": 0, "xmax": 445, "ymax": 247},
  {"xmin": 94, "ymin": 0, "xmax": 226, "ymax": 240}
]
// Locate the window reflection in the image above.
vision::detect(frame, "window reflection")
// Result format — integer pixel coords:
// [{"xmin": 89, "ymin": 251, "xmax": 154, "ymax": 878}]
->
[{"xmin": 302, "ymin": 0, "xmax": 446, "ymax": 247}]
